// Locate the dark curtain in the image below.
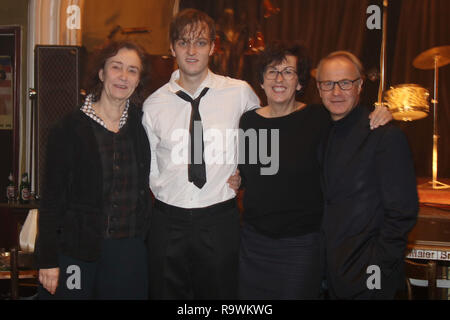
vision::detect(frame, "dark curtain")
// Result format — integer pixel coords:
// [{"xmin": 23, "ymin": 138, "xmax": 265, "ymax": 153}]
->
[
  {"xmin": 245, "ymin": 0, "xmax": 370, "ymax": 106},
  {"xmin": 181, "ymin": 0, "xmax": 369, "ymax": 104},
  {"xmin": 181, "ymin": 0, "xmax": 450, "ymax": 178},
  {"xmin": 260, "ymin": 0, "xmax": 368, "ymax": 63}
]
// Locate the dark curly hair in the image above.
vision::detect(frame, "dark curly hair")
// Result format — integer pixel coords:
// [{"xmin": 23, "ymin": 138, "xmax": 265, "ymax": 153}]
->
[
  {"xmin": 169, "ymin": 8, "xmax": 216, "ymax": 44},
  {"xmin": 84, "ymin": 41, "xmax": 151, "ymax": 106},
  {"xmin": 257, "ymin": 41, "xmax": 311, "ymax": 97}
]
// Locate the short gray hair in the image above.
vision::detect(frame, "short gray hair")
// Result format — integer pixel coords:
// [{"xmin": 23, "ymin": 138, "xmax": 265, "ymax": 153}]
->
[{"xmin": 316, "ymin": 51, "xmax": 364, "ymax": 80}]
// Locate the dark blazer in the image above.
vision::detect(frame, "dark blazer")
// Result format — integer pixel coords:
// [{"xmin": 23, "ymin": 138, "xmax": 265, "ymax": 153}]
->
[
  {"xmin": 318, "ymin": 104, "xmax": 418, "ymax": 299},
  {"xmin": 36, "ymin": 105, "xmax": 152, "ymax": 268}
]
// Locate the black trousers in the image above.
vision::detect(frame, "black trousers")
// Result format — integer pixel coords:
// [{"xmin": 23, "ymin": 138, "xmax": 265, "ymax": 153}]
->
[
  {"xmin": 147, "ymin": 199, "xmax": 240, "ymax": 300},
  {"xmin": 38, "ymin": 238, "xmax": 148, "ymax": 300}
]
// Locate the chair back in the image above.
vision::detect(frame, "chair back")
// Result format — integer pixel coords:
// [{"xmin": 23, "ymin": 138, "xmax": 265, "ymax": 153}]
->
[
  {"xmin": 404, "ymin": 259, "xmax": 437, "ymax": 299},
  {"xmin": 9, "ymin": 247, "xmax": 38, "ymax": 300}
]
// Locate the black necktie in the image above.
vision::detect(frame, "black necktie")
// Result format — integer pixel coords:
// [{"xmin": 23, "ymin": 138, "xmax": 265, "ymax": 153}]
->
[{"xmin": 176, "ymin": 87, "xmax": 209, "ymax": 189}]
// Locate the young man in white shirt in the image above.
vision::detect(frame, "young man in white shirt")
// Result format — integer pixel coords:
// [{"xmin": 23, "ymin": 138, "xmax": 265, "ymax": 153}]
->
[{"xmin": 142, "ymin": 8, "xmax": 260, "ymax": 299}]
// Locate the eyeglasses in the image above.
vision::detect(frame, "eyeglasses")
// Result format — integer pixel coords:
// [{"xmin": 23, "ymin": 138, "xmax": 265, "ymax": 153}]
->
[
  {"xmin": 318, "ymin": 78, "xmax": 361, "ymax": 91},
  {"xmin": 264, "ymin": 67, "xmax": 297, "ymax": 80}
]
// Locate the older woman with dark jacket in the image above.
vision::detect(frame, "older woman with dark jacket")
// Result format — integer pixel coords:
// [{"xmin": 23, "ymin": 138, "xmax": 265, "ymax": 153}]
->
[{"xmin": 37, "ymin": 41, "xmax": 152, "ymax": 299}]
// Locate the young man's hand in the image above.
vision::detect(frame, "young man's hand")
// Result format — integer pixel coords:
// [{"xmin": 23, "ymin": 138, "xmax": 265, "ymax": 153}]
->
[{"xmin": 227, "ymin": 169, "xmax": 241, "ymax": 193}]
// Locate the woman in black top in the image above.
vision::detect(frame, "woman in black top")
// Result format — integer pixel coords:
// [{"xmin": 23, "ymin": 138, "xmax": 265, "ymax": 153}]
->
[
  {"xmin": 37, "ymin": 41, "xmax": 152, "ymax": 299},
  {"xmin": 238, "ymin": 42, "xmax": 390, "ymax": 299},
  {"xmin": 238, "ymin": 42, "xmax": 327, "ymax": 299}
]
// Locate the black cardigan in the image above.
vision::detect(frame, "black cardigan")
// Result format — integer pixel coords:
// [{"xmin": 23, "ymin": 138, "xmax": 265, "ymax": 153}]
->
[{"xmin": 36, "ymin": 105, "xmax": 152, "ymax": 268}]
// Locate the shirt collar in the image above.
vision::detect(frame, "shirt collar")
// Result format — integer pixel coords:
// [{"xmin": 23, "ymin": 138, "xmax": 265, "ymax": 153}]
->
[
  {"xmin": 168, "ymin": 69, "xmax": 216, "ymax": 98},
  {"xmin": 80, "ymin": 94, "xmax": 130, "ymax": 130},
  {"xmin": 332, "ymin": 103, "xmax": 363, "ymax": 128}
]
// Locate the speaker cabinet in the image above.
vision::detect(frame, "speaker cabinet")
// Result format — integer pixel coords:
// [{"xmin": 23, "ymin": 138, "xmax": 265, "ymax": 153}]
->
[{"xmin": 34, "ymin": 45, "xmax": 85, "ymax": 196}]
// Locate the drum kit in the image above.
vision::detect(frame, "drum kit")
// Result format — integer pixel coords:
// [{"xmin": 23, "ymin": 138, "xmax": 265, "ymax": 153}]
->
[
  {"xmin": 385, "ymin": 46, "xmax": 450, "ymax": 123},
  {"xmin": 375, "ymin": 1, "xmax": 449, "ymax": 189},
  {"xmin": 384, "ymin": 45, "xmax": 450, "ymax": 189}
]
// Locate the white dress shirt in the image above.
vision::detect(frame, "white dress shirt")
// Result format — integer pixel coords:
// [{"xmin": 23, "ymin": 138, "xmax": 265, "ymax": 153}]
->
[{"xmin": 142, "ymin": 69, "xmax": 260, "ymax": 208}]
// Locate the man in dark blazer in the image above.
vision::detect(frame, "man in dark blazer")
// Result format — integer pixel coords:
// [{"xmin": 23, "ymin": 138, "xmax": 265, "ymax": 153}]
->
[{"xmin": 316, "ymin": 51, "xmax": 418, "ymax": 299}]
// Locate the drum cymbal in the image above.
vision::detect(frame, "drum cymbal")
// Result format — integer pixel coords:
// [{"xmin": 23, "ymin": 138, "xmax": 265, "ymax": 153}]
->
[{"xmin": 413, "ymin": 45, "xmax": 450, "ymax": 70}]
